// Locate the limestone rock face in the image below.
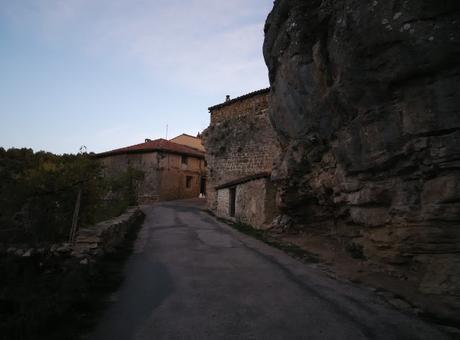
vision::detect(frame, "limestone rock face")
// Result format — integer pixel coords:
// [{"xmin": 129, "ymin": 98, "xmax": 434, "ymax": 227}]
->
[{"xmin": 264, "ymin": 0, "xmax": 460, "ymax": 321}]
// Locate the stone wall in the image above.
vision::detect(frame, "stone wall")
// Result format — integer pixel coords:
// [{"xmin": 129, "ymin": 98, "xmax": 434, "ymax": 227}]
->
[
  {"xmin": 264, "ymin": 0, "xmax": 460, "ymax": 322},
  {"xmin": 159, "ymin": 168, "xmax": 202, "ymax": 201},
  {"xmin": 100, "ymin": 152, "xmax": 160, "ymax": 202},
  {"xmin": 235, "ymin": 178, "xmax": 278, "ymax": 229},
  {"xmin": 100, "ymin": 151, "xmax": 205, "ymax": 203},
  {"xmin": 216, "ymin": 188, "xmax": 230, "ymax": 218},
  {"xmin": 215, "ymin": 178, "xmax": 277, "ymax": 229},
  {"xmin": 203, "ymin": 91, "xmax": 280, "ymax": 211},
  {"xmin": 3, "ymin": 208, "xmax": 145, "ymax": 261},
  {"xmin": 72, "ymin": 207, "xmax": 144, "ymax": 258},
  {"xmin": 210, "ymin": 90, "xmax": 270, "ymax": 125},
  {"xmin": 157, "ymin": 152, "xmax": 205, "ymax": 201}
]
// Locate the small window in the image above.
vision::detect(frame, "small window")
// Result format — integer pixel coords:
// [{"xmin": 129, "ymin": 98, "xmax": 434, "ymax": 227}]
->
[
  {"xmin": 181, "ymin": 155, "xmax": 188, "ymax": 165},
  {"xmin": 186, "ymin": 176, "xmax": 193, "ymax": 189}
]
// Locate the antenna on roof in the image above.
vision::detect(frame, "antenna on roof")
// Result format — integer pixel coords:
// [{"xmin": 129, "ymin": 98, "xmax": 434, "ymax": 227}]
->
[{"xmin": 166, "ymin": 124, "xmax": 169, "ymax": 140}]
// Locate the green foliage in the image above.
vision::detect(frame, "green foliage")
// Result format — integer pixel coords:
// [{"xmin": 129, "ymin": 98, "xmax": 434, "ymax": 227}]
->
[
  {"xmin": 0, "ymin": 148, "xmax": 143, "ymax": 244},
  {"xmin": 108, "ymin": 166, "xmax": 145, "ymax": 206}
]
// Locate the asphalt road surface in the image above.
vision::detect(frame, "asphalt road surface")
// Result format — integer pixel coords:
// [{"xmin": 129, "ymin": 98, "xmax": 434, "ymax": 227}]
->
[{"xmin": 86, "ymin": 199, "xmax": 448, "ymax": 340}]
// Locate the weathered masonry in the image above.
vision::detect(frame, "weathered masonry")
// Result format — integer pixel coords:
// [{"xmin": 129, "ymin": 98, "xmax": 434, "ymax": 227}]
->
[
  {"xmin": 96, "ymin": 138, "xmax": 206, "ymax": 203},
  {"xmin": 203, "ymin": 88, "xmax": 280, "ymax": 229}
]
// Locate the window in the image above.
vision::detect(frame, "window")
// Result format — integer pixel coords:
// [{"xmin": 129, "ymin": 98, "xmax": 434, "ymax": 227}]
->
[
  {"xmin": 181, "ymin": 155, "xmax": 188, "ymax": 165},
  {"xmin": 186, "ymin": 176, "xmax": 193, "ymax": 189}
]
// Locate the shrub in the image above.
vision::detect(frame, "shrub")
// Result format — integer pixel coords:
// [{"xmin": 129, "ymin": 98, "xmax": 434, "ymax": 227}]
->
[{"xmin": 0, "ymin": 148, "xmax": 142, "ymax": 244}]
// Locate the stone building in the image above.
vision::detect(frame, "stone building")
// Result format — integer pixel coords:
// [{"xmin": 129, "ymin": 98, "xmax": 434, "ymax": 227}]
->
[
  {"xmin": 202, "ymin": 88, "xmax": 280, "ymax": 229},
  {"xmin": 96, "ymin": 138, "xmax": 206, "ymax": 203},
  {"xmin": 170, "ymin": 133, "xmax": 205, "ymax": 152}
]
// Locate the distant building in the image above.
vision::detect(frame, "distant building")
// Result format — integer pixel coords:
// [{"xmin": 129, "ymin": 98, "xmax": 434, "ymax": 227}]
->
[
  {"xmin": 202, "ymin": 88, "xmax": 280, "ymax": 229},
  {"xmin": 96, "ymin": 138, "xmax": 206, "ymax": 203},
  {"xmin": 170, "ymin": 133, "xmax": 205, "ymax": 152}
]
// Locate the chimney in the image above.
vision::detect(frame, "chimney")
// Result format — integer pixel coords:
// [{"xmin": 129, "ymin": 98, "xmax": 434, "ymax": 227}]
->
[{"xmin": 225, "ymin": 95, "xmax": 231, "ymax": 102}]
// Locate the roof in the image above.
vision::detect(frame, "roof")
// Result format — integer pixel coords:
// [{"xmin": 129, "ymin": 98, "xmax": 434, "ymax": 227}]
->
[
  {"xmin": 208, "ymin": 88, "xmax": 270, "ymax": 111},
  {"xmin": 170, "ymin": 133, "xmax": 205, "ymax": 152},
  {"xmin": 96, "ymin": 138, "xmax": 205, "ymax": 159},
  {"xmin": 215, "ymin": 172, "xmax": 271, "ymax": 190},
  {"xmin": 170, "ymin": 133, "xmax": 201, "ymax": 140}
]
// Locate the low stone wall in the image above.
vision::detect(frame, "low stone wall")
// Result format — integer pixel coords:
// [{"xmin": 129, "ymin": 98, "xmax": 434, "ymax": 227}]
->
[
  {"xmin": 0, "ymin": 207, "xmax": 145, "ymax": 340},
  {"xmin": 71, "ymin": 207, "xmax": 144, "ymax": 259},
  {"xmin": 138, "ymin": 195, "xmax": 160, "ymax": 205},
  {"xmin": 1, "ymin": 208, "xmax": 144, "ymax": 261}
]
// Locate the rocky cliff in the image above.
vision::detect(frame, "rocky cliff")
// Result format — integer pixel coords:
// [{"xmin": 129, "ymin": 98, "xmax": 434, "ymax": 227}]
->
[{"xmin": 264, "ymin": 0, "xmax": 460, "ymax": 322}]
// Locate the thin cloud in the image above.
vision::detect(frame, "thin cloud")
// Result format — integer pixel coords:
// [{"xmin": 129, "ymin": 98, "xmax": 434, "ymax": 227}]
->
[{"xmin": 0, "ymin": 0, "xmax": 271, "ymax": 95}]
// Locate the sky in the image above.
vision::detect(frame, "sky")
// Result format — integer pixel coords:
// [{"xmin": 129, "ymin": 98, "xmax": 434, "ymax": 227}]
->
[{"xmin": 0, "ymin": 0, "xmax": 273, "ymax": 154}]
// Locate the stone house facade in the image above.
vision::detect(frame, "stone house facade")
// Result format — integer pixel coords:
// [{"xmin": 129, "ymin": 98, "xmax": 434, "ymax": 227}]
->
[
  {"xmin": 202, "ymin": 88, "xmax": 280, "ymax": 229},
  {"xmin": 170, "ymin": 133, "xmax": 205, "ymax": 152},
  {"xmin": 96, "ymin": 139, "xmax": 206, "ymax": 203}
]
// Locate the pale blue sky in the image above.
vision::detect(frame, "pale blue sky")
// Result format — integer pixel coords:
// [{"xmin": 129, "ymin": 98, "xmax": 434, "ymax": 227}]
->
[{"xmin": 0, "ymin": 0, "xmax": 272, "ymax": 154}]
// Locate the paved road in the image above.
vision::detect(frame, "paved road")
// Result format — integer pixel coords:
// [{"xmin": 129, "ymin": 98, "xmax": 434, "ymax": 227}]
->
[{"xmin": 86, "ymin": 199, "xmax": 448, "ymax": 340}]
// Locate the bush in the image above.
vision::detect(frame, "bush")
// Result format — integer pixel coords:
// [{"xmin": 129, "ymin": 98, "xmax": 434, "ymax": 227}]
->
[{"xmin": 0, "ymin": 148, "xmax": 142, "ymax": 244}]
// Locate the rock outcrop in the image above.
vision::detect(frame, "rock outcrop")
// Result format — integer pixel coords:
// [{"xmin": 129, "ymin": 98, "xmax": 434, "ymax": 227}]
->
[{"xmin": 264, "ymin": 0, "xmax": 460, "ymax": 322}]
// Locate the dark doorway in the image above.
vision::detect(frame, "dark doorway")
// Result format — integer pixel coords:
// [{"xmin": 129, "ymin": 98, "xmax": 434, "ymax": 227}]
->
[
  {"xmin": 200, "ymin": 177, "xmax": 206, "ymax": 195},
  {"xmin": 229, "ymin": 187, "xmax": 236, "ymax": 217}
]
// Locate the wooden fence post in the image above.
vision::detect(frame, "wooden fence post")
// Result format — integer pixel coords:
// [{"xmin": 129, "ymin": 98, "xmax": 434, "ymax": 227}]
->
[{"xmin": 68, "ymin": 187, "xmax": 82, "ymax": 243}]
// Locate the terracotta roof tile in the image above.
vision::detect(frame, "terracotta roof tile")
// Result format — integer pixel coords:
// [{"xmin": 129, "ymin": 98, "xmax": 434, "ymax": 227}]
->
[{"xmin": 96, "ymin": 139, "xmax": 205, "ymax": 159}]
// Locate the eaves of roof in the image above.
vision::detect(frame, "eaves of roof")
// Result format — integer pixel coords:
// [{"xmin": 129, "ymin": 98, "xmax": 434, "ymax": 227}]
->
[
  {"xmin": 215, "ymin": 172, "xmax": 271, "ymax": 190},
  {"xmin": 208, "ymin": 88, "xmax": 270, "ymax": 111}
]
